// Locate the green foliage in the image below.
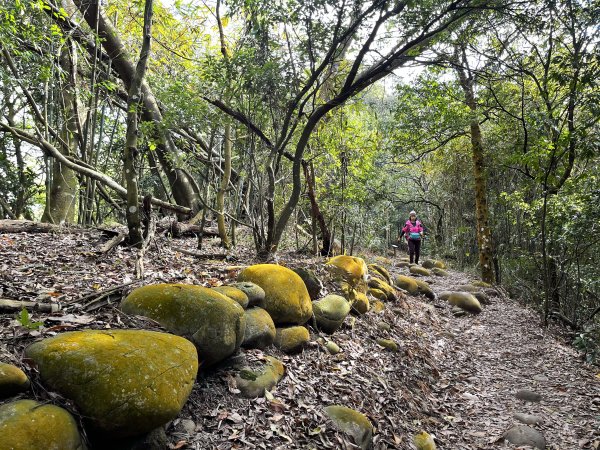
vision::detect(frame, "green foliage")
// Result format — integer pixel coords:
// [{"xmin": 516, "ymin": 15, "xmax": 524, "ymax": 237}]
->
[{"xmin": 16, "ymin": 308, "xmax": 44, "ymax": 330}]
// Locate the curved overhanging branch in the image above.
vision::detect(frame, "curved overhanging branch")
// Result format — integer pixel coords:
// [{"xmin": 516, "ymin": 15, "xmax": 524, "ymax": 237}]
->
[{"xmin": 0, "ymin": 123, "xmax": 191, "ymax": 216}]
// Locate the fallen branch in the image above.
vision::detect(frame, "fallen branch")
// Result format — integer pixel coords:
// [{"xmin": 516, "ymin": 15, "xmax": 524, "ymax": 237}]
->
[
  {"xmin": 98, "ymin": 231, "xmax": 127, "ymax": 253},
  {"xmin": 0, "ymin": 299, "xmax": 61, "ymax": 313},
  {"xmin": 157, "ymin": 217, "xmax": 220, "ymax": 238},
  {"xmin": 0, "ymin": 220, "xmax": 69, "ymax": 234},
  {"xmin": 172, "ymin": 247, "xmax": 228, "ymax": 260}
]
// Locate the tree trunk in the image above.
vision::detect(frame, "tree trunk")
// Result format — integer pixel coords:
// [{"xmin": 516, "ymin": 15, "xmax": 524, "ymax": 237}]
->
[
  {"xmin": 455, "ymin": 49, "xmax": 495, "ymax": 283},
  {"xmin": 216, "ymin": 122, "xmax": 232, "ymax": 249},
  {"xmin": 124, "ymin": 0, "xmax": 154, "ymax": 248},
  {"xmin": 42, "ymin": 44, "xmax": 79, "ymax": 224}
]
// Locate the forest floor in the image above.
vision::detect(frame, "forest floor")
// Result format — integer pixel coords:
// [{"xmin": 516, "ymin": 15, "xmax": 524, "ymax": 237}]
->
[{"xmin": 0, "ymin": 227, "xmax": 599, "ymax": 449}]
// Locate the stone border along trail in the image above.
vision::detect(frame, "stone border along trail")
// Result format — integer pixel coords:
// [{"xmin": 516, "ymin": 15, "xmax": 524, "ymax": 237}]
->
[{"xmin": 407, "ymin": 265, "xmax": 600, "ymax": 449}]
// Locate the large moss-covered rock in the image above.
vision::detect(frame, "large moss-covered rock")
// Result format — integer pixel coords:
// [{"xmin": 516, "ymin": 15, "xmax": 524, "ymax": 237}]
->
[
  {"xmin": 472, "ymin": 280, "xmax": 492, "ymax": 288},
  {"xmin": 414, "ymin": 431, "xmax": 437, "ymax": 450},
  {"xmin": 395, "ymin": 275, "xmax": 419, "ymax": 295},
  {"xmin": 324, "ymin": 405, "xmax": 373, "ymax": 450},
  {"xmin": 376, "ymin": 338, "xmax": 399, "ymax": 352},
  {"xmin": 415, "ymin": 280, "xmax": 435, "ymax": 300},
  {"xmin": 313, "ymin": 294, "xmax": 351, "ymax": 334},
  {"xmin": 25, "ymin": 330, "xmax": 197, "ymax": 437},
  {"xmin": 372, "ymin": 300, "xmax": 386, "ymax": 313},
  {"xmin": 237, "ymin": 264, "xmax": 312, "ymax": 325},
  {"xmin": 235, "ymin": 356, "xmax": 285, "ymax": 398},
  {"xmin": 274, "ymin": 326, "xmax": 310, "ymax": 353},
  {"xmin": 242, "ymin": 307, "xmax": 276, "ymax": 349},
  {"xmin": 351, "ymin": 291, "xmax": 370, "ymax": 314},
  {"xmin": 368, "ymin": 288, "xmax": 387, "ymax": 301},
  {"xmin": 122, "ymin": 284, "xmax": 245, "ymax": 365},
  {"xmin": 410, "ymin": 266, "xmax": 431, "ymax": 277},
  {"xmin": 0, "ymin": 363, "xmax": 30, "ymax": 398},
  {"xmin": 212, "ymin": 286, "xmax": 249, "ymax": 309},
  {"xmin": 367, "ymin": 263, "xmax": 391, "ymax": 285},
  {"xmin": 0, "ymin": 400, "xmax": 84, "ymax": 450},
  {"xmin": 326, "ymin": 256, "xmax": 368, "ymax": 288},
  {"xmin": 447, "ymin": 292, "xmax": 482, "ymax": 314},
  {"xmin": 292, "ymin": 267, "xmax": 323, "ymax": 300},
  {"xmin": 421, "ymin": 259, "xmax": 437, "ymax": 269},
  {"xmin": 231, "ymin": 281, "xmax": 265, "ymax": 307},
  {"xmin": 433, "ymin": 260, "xmax": 447, "ymax": 269},
  {"xmin": 368, "ymin": 278, "xmax": 396, "ymax": 301}
]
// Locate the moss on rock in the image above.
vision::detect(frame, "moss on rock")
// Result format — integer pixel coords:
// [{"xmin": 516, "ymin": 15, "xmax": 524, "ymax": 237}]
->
[
  {"xmin": 212, "ymin": 286, "xmax": 249, "ymax": 309},
  {"xmin": 0, "ymin": 363, "xmax": 30, "ymax": 398},
  {"xmin": 376, "ymin": 338, "xmax": 399, "ymax": 352},
  {"xmin": 367, "ymin": 263, "xmax": 392, "ymax": 285},
  {"xmin": 237, "ymin": 264, "xmax": 312, "ymax": 325},
  {"xmin": 395, "ymin": 275, "xmax": 419, "ymax": 295},
  {"xmin": 421, "ymin": 260, "xmax": 436, "ymax": 269},
  {"xmin": 368, "ymin": 278, "xmax": 396, "ymax": 301},
  {"xmin": 0, "ymin": 400, "xmax": 84, "ymax": 450},
  {"xmin": 235, "ymin": 356, "xmax": 285, "ymax": 398},
  {"xmin": 324, "ymin": 405, "xmax": 373, "ymax": 450},
  {"xmin": 325, "ymin": 256, "xmax": 368, "ymax": 288},
  {"xmin": 25, "ymin": 330, "xmax": 197, "ymax": 438},
  {"xmin": 368, "ymin": 288, "xmax": 387, "ymax": 301},
  {"xmin": 122, "ymin": 283, "xmax": 245, "ymax": 365},
  {"xmin": 432, "ymin": 268, "xmax": 449, "ymax": 277},
  {"xmin": 292, "ymin": 267, "xmax": 322, "ymax": 300},
  {"xmin": 242, "ymin": 307, "xmax": 276, "ymax": 349},
  {"xmin": 371, "ymin": 300, "xmax": 386, "ymax": 313},
  {"xmin": 312, "ymin": 294, "xmax": 351, "ymax": 334},
  {"xmin": 448, "ymin": 292, "xmax": 482, "ymax": 314},
  {"xmin": 434, "ymin": 260, "xmax": 447, "ymax": 269},
  {"xmin": 325, "ymin": 341, "xmax": 340, "ymax": 354},
  {"xmin": 351, "ymin": 291, "xmax": 370, "ymax": 315},
  {"xmin": 231, "ymin": 282, "xmax": 265, "ymax": 307},
  {"xmin": 415, "ymin": 280, "xmax": 435, "ymax": 300},
  {"xmin": 472, "ymin": 280, "xmax": 492, "ymax": 288},
  {"xmin": 274, "ymin": 326, "xmax": 310, "ymax": 353},
  {"xmin": 410, "ymin": 266, "xmax": 431, "ymax": 277}
]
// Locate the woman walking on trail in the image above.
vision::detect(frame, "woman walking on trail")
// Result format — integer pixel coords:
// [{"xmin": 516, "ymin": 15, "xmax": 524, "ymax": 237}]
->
[{"xmin": 400, "ymin": 210, "xmax": 424, "ymax": 264}]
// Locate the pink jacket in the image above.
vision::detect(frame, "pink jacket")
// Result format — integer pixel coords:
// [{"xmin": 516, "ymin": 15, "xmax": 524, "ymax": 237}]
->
[{"xmin": 402, "ymin": 220, "xmax": 423, "ymax": 240}]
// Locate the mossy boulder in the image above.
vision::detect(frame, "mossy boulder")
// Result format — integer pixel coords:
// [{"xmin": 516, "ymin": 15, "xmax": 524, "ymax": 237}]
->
[
  {"xmin": 231, "ymin": 281, "xmax": 265, "ymax": 307},
  {"xmin": 376, "ymin": 321, "xmax": 391, "ymax": 331},
  {"xmin": 351, "ymin": 291, "xmax": 370, "ymax": 314},
  {"xmin": 367, "ymin": 263, "xmax": 392, "ymax": 285},
  {"xmin": 472, "ymin": 280, "xmax": 492, "ymax": 288},
  {"xmin": 415, "ymin": 280, "xmax": 435, "ymax": 300},
  {"xmin": 0, "ymin": 363, "xmax": 30, "ymax": 398},
  {"xmin": 397, "ymin": 261, "xmax": 411, "ymax": 268},
  {"xmin": 414, "ymin": 431, "xmax": 437, "ymax": 450},
  {"xmin": 368, "ymin": 278, "xmax": 396, "ymax": 301},
  {"xmin": 212, "ymin": 286, "xmax": 249, "ymax": 309},
  {"xmin": 434, "ymin": 260, "xmax": 447, "ymax": 269},
  {"xmin": 371, "ymin": 300, "xmax": 386, "ymax": 313},
  {"xmin": 421, "ymin": 259, "xmax": 437, "ymax": 269},
  {"xmin": 292, "ymin": 267, "xmax": 323, "ymax": 300},
  {"xmin": 237, "ymin": 264, "xmax": 312, "ymax": 325},
  {"xmin": 274, "ymin": 326, "xmax": 310, "ymax": 353},
  {"xmin": 472, "ymin": 291, "xmax": 490, "ymax": 305},
  {"xmin": 447, "ymin": 292, "xmax": 482, "ymax": 314},
  {"xmin": 235, "ymin": 356, "xmax": 285, "ymax": 398},
  {"xmin": 324, "ymin": 405, "xmax": 373, "ymax": 450},
  {"xmin": 410, "ymin": 266, "xmax": 431, "ymax": 277},
  {"xmin": 312, "ymin": 294, "xmax": 351, "ymax": 334},
  {"xmin": 25, "ymin": 330, "xmax": 197, "ymax": 437},
  {"xmin": 325, "ymin": 255, "xmax": 368, "ymax": 288},
  {"xmin": 432, "ymin": 267, "xmax": 449, "ymax": 277},
  {"xmin": 376, "ymin": 338, "xmax": 399, "ymax": 352},
  {"xmin": 122, "ymin": 284, "xmax": 245, "ymax": 365},
  {"xmin": 368, "ymin": 288, "xmax": 387, "ymax": 301},
  {"xmin": 438, "ymin": 291, "xmax": 453, "ymax": 301},
  {"xmin": 0, "ymin": 400, "xmax": 84, "ymax": 450},
  {"xmin": 325, "ymin": 341, "xmax": 341, "ymax": 354},
  {"xmin": 395, "ymin": 275, "xmax": 419, "ymax": 295},
  {"xmin": 242, "ymin": 307, "xmax": 276, "ymax": 349}
]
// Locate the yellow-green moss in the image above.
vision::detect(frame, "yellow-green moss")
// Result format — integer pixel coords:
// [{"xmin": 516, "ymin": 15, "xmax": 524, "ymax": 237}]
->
[
  {"xmin": 122, "ymin": 283, "xmax": 245, "ymax": 365},
  {"xmin": 415, "ymin": 280, "xmax": 435, "ymax": 300},
  {"xmin": 395, "ymin": 275, "xmax": 419, "ymax": 295},
  {"xmin": 351, "ymin": 291, "xmax": 370, "ymax": 314},
  {"xmin": 231, "ymin": 281, "xmax": 265, "ymax": 306},
  {"xmin": 376, "ymin": 338, "xmax": 399, "ymax": 352},
  {"xmin": 312, "ymin": 295, "xmax": 351, "ymax": 334},
  {"xmin": 325, "ymin": 341, "xmax": 341, "ymax": 354},
  {"xmin": 235, "ymin": 356, "xmax": 285, "ymax": 398},
  {"xmin": 448, "ymin": 292, "xmax": 482, "ymax": 314},
  {"xmin": 414, "ymin": 431, "xmax": 437, "ymax": 450},
  {"xmin": 368, "ymin": 288, "xmax": 387, "ymax": 301},
  {"xmin": 0, "ymin": 363, "xmax": 30, "ymax": 398},
  {"xmin": 274, "ymin": 326, "xmax": 310, "ymax": 353},
  {"xmin": 371, "ymin": 300, "xmax": 386, "ymax": 313},
  {"xmin": 212, "ymin": 286, "xmax": 249, "ymax": 308},
  {"xmin": 432, "ymin": 268, "xmax": 449, "ymax": 277},
  {"xmin": 368, "ymin": 278, "xmax": 396, "ymax": 301},
  {"xmin": 237, "ymin": 264, "xmax": 312, "ymax": 325},
  {"xmin": 242, "ymin": 307, "xmax": 276, "ymax": 349},
  {"xmin": 421, "ymin": 260, "xmax": 436, "ymax": 269},
  {"xmin": 434, "ymin": 260, "xmax": 447, "ymax": 269},
  {"xmin": 472, "ymin": 280, "xmax": 492, "ymax": 288},
  {"xmin": 367, "ymin": 263, "xmax": 392, "ymax": 285},
  {"xmin": 410, "ymin": 266, "xmax": 431, "ymax": 277},
  {"xmin": 324, "ymin": 405, "xmax": 373, "ymax": 450},
  {"xmin": 25, "ymin": 330, "xmax": 198, "ymax": 438},
  {"xmin": 326, "ymin": 256, "xmax": 368, "ymax": 288},
  {"xmin": 0, "ymin": 400, "xmax": 84, "ymax": 450},
  {"xmin": 397, "ymin": 261, "xmax": 411, "ymax": 268}
]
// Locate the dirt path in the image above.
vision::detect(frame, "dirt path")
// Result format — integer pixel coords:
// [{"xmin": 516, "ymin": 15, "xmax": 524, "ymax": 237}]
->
[{"xmin": 414, "ymin": 267, "xmax": 600, "ymax": 449}]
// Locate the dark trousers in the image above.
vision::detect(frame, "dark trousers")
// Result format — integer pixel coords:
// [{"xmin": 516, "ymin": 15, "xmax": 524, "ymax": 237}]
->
[{"xmin": 408, "ymin": 239, "xmax": 421, "ymax": 264}]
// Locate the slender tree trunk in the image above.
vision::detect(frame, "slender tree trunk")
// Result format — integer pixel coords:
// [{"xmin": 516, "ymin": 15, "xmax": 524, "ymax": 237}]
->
[
  {"xmin": 455, "ymin": 50, "xmax": 495, "ymax": 283},
  {"xmin": 42, "ymin": 44, "xmax": 79, "ymax": 224},
  {"xmin": 216, "ymin": 122, "xmax": 232, "ymax": 249},
  {"xmin": 124, "ymin": 0, "xmax": 154, "ymax": 248}
]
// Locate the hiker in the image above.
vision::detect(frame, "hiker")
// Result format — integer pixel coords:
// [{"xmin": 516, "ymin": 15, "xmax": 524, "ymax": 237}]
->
[{"xmin": 399, "ymin": 210, "xmax": 424, "ymax": 264}]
